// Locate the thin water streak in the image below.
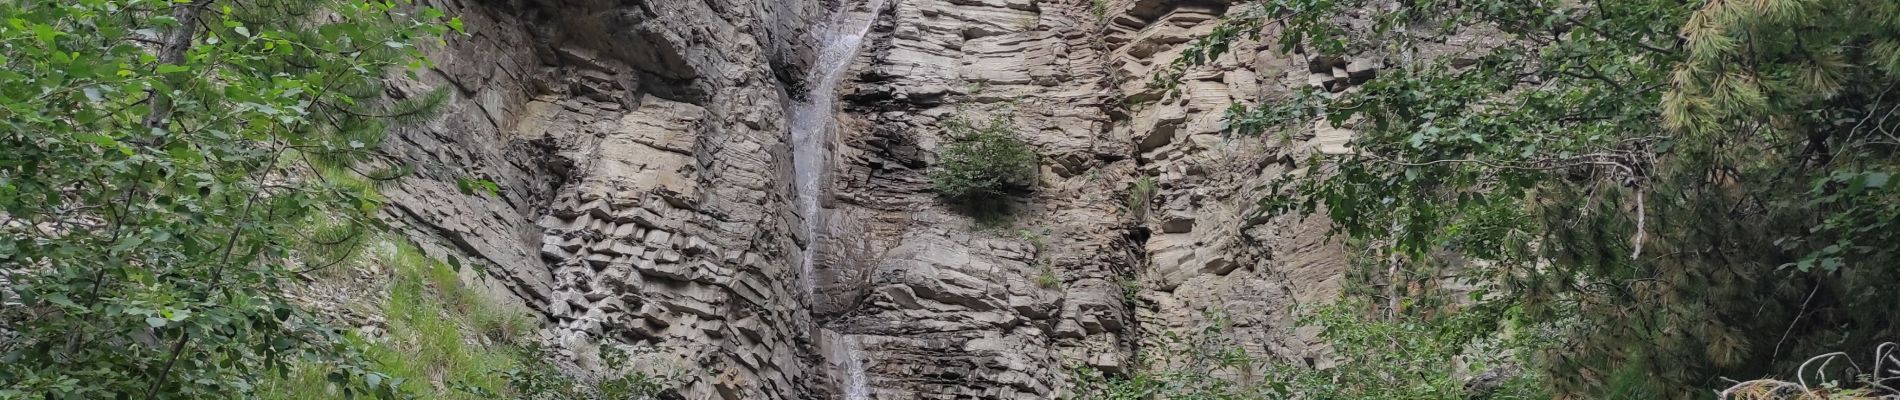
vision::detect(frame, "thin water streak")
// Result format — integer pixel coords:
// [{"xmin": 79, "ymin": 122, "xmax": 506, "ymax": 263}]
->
[{"xmin": 789, "ymin": 0, "xmax": 888, "ymax": 398}]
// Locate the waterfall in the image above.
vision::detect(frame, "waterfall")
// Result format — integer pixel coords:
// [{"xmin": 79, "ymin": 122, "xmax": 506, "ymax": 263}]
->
[
  {"xmin": 829, "ymin": 331, "xmax": 872, "ymax": 400},
  {"xmin": 791, "ymin": 0, "xmax": 887, "ymax": 298},
  {"xmin": 789, "ymin": 0, "xmax": 887, "ymax": 398}
]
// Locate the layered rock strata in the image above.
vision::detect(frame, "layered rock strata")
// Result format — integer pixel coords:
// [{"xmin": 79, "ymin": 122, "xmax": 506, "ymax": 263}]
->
[
  {"xmin": 376, "ymin": 0, "xmax": 830, "ymax": 398},
  {"xmin": 373, "ymin": 0, "xmax": 1370, "ymax": 398},
  {"xmin": 816, "ymin": 0, "xmax": 1370, "ymax": 396}
]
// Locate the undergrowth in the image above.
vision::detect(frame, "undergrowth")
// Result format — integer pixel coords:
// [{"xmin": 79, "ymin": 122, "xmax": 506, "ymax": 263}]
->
[
  {"xmin": 1068, "ymin": 304, "xmax": 1550, "ymax": 399},
  {"xmin": 258, "ymin": 240, "xmax": 534, "ymax": 399}
]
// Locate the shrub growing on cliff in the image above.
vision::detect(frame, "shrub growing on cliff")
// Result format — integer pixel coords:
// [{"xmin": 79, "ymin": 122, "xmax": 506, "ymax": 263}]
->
[{"xmin": 930, "ymin": 115, "xmax": 1039, "ymax": 203}]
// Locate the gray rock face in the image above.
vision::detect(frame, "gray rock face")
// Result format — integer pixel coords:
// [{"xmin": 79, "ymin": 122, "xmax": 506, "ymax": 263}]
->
[
  {"xmin": 375, "ymin": 0, "xmax": 1363, "ymax": 398},
  {"xmin": 378, "ymin": 0, "xmax": 828, "ymax": 398},
  {"xmin": 818, "ymin": 0, "xmax": 1364, "ymax": 396},
  {"xmin": 817, "ymin": 0, "xmax": 1142, "ymax": 398},
  {"xmin": 1100, "ymin": 0, "xmax": 1365, "ymax": 375}
]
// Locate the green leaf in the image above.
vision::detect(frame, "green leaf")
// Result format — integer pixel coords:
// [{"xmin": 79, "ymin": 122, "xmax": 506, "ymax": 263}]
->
[
  {"xmin": 33, "ymin": 24, "xmax": 58, "ymax": 44},
  {"xmin": 1865, "ymin": 172, "xmax": 1890, "ymax": 189},
  {"xmin": 43, "ymin": 293, "xmax": 80, "ymax": 309},
  {"xmin": 73, "ymin": 133, "xmax": 119, "ymax": 148},
  {"xmin": 146, "ymin": 317, "xmax": 169, "ymax": 328}
]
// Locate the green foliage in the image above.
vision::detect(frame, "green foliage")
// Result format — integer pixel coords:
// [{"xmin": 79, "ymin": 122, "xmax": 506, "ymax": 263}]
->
[
  {"xmin": 257, "ymin": 239, "xmax": 532, "ymax": 400},
  {"xmin": 368, "ymin": 241, "xmax": 529, "ymax": 398},
  {"xmin": 1092, "ymin": 0, "xmax": 1110, "ymax": 18},
  {"xmin": 1116, "ymin": 277, "xmax": 1142, "ymax": 305},
  {"xmin": 261, "ymin": 239, "xmax": 676, "ymax": 400},
  {"xmin": 1275, "ymin": 302, "xmax": 1549, "ymax": 400},
  {"xmin": 1034, "ymin": 261, "xmax": 1061, "ymax": 289},
  {"xmin": 1068, "ymin": 304, "xmax": 1548, "ymax": 399},
  {"xmin": 930, "ymin": 115, "xmax": 1039, "ymax": 203},
  {"xmin": 1171, "ymin": 0, "xmax": 1900, "ymax": 397},
  {"xmin": 456, "ymin": 345, "xmax": 677, "ymax": 400},
  {"xmin": 1126, "ymin": 176, "xmax": 1157, "ymax": 220},
  {"xmin": 0, "ymin": 0, "xmax": 453, "ymax": 398},
  {"xmin": 1067, "ymin": 309, "xmax": 1261, "ymax": 400},
  {"xmin": 1017, "ymin": 228, "xmax": 1048, "ymax": 254}
]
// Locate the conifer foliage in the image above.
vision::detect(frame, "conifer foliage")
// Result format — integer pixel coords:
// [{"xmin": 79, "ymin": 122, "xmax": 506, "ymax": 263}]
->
[
  {"xmin": 0, "ymin": 0, "xmax": 454, "ymax": 398},
  {"xmin": 1171, "ymin": 0, "xmax": 1900, "ymax": 397}
]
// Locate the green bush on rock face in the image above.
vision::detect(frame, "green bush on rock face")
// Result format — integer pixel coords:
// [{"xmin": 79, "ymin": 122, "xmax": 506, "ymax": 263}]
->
[{"xmin": 929, "ymin": 115, "xmax": 1039, "ymax": 203}]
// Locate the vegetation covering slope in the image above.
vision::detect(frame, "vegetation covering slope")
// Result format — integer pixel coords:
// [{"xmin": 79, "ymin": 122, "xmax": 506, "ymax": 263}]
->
[
  {"xmin": 0, "ymin": 0, "xmax": 460, "ymax": 398},
  {"xmin": 0, "ymin": 2, "xmax": 685, "ymax": 397},
  {"xmin": 1132, "ymin": 0, "xmax": 1900, "ymax": 398}
]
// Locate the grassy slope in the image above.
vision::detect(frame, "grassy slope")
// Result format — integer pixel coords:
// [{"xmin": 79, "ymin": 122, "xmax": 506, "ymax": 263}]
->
[{"xmin": 257, "ymin": 239, "xmax": 536, "ymax": 399}]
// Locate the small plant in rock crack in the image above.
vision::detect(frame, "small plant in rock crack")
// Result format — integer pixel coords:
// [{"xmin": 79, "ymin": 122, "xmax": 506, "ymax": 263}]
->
[
  {"xmin": 966, "ymin": 80, "xmax": 990, "ymax": 95},
  {"xmin": 1034, "ymin": 261, "xmax": 1062, "ymax": 289},
  {"xmin": 1017, "ymin": 228, "xmax": 1049, "ymax": 254},
  {"xmin": 1126, "ymin": 176, "xmax": 1158, "ymax": 220},
  {"xmin": 930, "ymin": 115, "xmax": 1039, "ymax": 208},
  {"xmin": 1117, "ymin": 277, "xmax": 1143, "ymax": 305}
]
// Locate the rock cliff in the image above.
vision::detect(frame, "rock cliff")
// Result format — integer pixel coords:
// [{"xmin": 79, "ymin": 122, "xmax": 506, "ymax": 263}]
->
[
  {"xmin": 379, "ymin": 0, "xmax": 829, "ymax": 398},
  {"xmin": 375, "ymin": 0, "xmax": 1357, "ymax": 398}
]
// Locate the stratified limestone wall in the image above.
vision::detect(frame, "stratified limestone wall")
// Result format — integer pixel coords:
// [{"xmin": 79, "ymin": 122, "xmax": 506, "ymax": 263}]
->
[
  {"xmin": 822, "ymin": 0, "xmax": 1365, "ymax": 397},
  {"xmin": 820, "ymin": 0, "xmax": 1140, "ymax": 398},
  {"xmin": 1101, "ymin": 0, "xmax": 1355, "ymax": 368},
  {"xmin": 375, "ymin": 0, "xmax": 830, "ymax": 398},
  {"xmin": 374, "ymin": 0, "xmax": 1376, "ymax": 398}
]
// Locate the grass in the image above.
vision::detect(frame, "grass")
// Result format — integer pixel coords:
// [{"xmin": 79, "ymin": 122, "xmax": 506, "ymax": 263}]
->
[
  {"xmin": 1034, "ymin": 261, "xmax": 1062, "ymax": 289},
  {"xmin": 1118, "ymin": 277, "xmax": 1142, "ymax": 304},
  {"xmin": 260, "ymin": 158, "xmax": 669, "ymax": 399},
  {"xmin": 257, "ymin": 239, "xmax": 537, "ymax": 399},
  {"xmin": 1127, "ymin": 176, "xmax": 1158, "ymax": 220},
  {"xmin": 966, "ymin": 79, "xmax": 990, "ymax": 95},
  {"xmin": 1017, "ymin": 228, "xmax": 1048, "ymax": 255},
  {"xmin": 376, "ymin": 241, "xmax": 532, "ymax": 397},
  {"xmin": 1092, "ymin": 0, "xmax": 1110, "ymax": 17}
]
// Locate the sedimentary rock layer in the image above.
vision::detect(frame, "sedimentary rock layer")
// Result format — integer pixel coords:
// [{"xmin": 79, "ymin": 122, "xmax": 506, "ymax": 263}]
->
[{"xmin": 377, "ymin": 0, "xmax": 1360, "ymax": 398}]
